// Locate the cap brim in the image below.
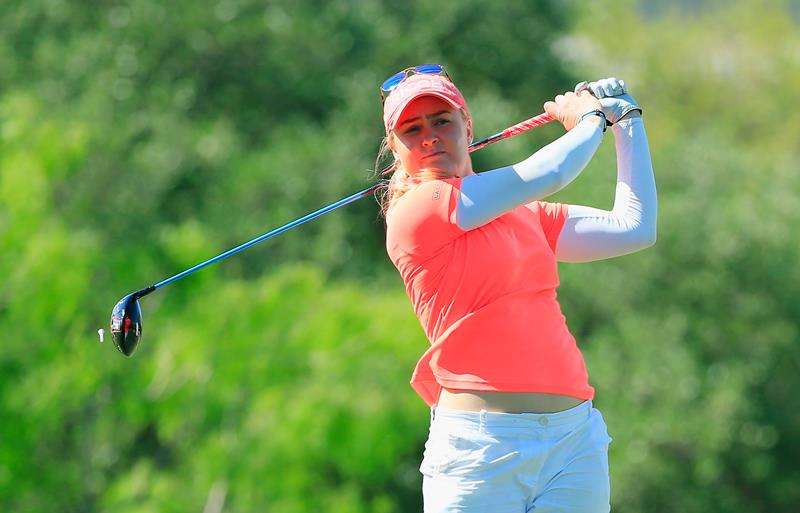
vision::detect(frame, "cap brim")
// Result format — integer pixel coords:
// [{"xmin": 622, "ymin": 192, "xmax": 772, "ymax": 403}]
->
[{"xmin": 387, "ymin": 92, "xmax": 462, "ymax": 131}]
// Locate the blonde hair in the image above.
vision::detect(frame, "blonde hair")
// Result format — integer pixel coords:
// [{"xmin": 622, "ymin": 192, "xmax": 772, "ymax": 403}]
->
[
  {"xmin": 372, "ymin": 134, "xmax": 413, "ymax": 219},
  {"xmin": 373, "ymin": 109, "xmax": 472, "ymax": 219}
]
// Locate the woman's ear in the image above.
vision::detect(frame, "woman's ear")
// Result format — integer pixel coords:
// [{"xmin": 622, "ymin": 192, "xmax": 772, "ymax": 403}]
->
[
  {"xmin": 461, "ymin": 110, "xmax": 473, "ymax": 142},
  {"xmin": 387, "ymin": 132, "xmax": 399, "ymax": 158}
]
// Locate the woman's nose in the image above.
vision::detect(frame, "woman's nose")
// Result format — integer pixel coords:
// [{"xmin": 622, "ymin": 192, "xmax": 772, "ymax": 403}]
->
[{"xmin": 421, "ymin": 128, "xmax": 439, "ymax": 147}]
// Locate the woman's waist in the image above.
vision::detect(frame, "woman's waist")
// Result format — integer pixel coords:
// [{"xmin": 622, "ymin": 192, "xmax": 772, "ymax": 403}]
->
[
  {"xmin": 437, "ymin": 388, "xmax": 585, "ymax": 414},
  {"xmin": 423, "ymin": 288, "xmax": 565, "ymax": 343}
]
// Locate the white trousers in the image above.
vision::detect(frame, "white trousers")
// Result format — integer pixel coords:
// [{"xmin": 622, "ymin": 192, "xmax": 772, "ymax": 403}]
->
[{"xmin": 421, "ymin": 401, "xmax": 612, "ymax": 512}]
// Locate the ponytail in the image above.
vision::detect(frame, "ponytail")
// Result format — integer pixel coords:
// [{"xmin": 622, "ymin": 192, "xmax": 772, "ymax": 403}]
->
[{"xmin": 372, "ymin": 135, "xmax": 417, "ymax": 219}]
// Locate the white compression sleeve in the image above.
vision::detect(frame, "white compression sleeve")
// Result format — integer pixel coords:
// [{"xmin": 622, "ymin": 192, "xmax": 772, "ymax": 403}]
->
[
  {"xmin": 555, "ymin": 116, "xmax": 657, "ymax": 263},
  {"xmin": 456, "ymin": 117, "xmax": 605, "ymax": 230}
]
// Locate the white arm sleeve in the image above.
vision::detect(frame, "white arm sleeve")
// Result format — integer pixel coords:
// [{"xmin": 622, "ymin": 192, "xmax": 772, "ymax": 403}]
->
[
  {"xmin": 555, "ymin": 116, "xmax": 657, "ymax": 263},
  {"xmin": 456, "ymin": 118, "xmax": 604, "ymax": 231}
]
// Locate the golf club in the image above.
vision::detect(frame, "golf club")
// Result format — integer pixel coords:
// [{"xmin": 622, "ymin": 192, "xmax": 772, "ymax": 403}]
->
[{"xmin": 109, "ymin": 112, "xmax": 555, "ymax": 356}]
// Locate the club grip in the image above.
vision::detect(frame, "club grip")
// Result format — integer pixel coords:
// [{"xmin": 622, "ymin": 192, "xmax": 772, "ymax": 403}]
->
[{"xmin": 501, "ymin": 113, "xmax": 554, "ymax": 138}]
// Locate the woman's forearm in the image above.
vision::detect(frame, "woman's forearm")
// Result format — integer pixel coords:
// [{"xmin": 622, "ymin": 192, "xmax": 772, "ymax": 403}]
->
[
  {"xmin": 457, "ymin": 117, "xmax": 604, "ymax": 230},
  {"xmin": 610, "ymin": 115, "xmax": 657, "ymax": 238},
  {"xmin": 555, "ymin": 115, "xmax": 658, "ymax": 262}
]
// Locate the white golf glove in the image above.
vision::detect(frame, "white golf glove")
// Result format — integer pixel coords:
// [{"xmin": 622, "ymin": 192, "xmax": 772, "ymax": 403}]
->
[{"xmin": 574, "ymin": 77, "xmax": 641, "ymax": 124}]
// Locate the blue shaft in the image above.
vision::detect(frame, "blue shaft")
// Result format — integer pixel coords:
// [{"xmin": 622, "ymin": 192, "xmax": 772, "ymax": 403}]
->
[
  {"xmin": 152, "ymin": 131, "xmax": 504, "ymax": 292},
  {"xmin": 140, "ymin": 113, "xmax": 545, "ymax": 298},
  {"xmin": 153, "ymin": 183, "xmax": 380, "ymax": 290}
]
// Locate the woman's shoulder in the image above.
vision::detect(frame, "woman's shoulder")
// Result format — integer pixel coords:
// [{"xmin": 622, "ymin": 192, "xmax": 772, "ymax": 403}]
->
[{"xmin": 387, "ymin": 177, "xmax": 463, "ymax": 217}]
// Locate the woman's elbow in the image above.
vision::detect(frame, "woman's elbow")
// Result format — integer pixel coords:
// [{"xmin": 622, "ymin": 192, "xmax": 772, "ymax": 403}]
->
[
  {"xmin": 638, "ymin": 222, "xmax": 657, "ymax": 249},
  {"xmin": 629, "ymin": 207, "xmax": 657, "ymax": 249},
  {"xmin": 621, "ymin": 219, "xmax": 656, "ymax": 253},
  {"xmin": 646, "ymin": 211, "xmax": 658, "ymax": 246}
]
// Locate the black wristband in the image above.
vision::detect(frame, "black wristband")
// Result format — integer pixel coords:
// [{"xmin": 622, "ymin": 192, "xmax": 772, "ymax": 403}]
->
[{"xmin": 579, "ymin": 110, "xmax": 608, "ymax": 132}]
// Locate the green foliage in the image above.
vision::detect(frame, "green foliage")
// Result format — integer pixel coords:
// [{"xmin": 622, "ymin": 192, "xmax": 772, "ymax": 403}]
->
[
  {"xmin": 0, "ymin": 1, "xmax": 572, "ymax": 510},
  {"xmin": 1, "ymin": 0, "xmax": 798, "ymax": 511},
  {"xmin": 3, "ymin": 261, "xmax": 428, "ymax": 511},
  {"xmin": 0, "ymin": 0, "xmax": 574, "ymax": 283}
]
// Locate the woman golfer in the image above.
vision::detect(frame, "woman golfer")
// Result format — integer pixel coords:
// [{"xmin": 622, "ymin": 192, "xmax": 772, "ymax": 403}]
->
[{"xmin": 378, "ymin": 65, "xmax": 656, "ymax": 512}]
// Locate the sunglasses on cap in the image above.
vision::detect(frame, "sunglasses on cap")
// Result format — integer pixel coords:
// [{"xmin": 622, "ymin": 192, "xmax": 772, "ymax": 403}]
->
[{"xmin": 379, "ymin": 64, "xmax": 451, "ymax": 102}]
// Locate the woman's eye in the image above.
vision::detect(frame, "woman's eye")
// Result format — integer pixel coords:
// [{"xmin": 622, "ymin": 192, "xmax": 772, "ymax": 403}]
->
[
  {"xmin": 404, "ymin": 126, "xmax": 420, "ymax": 134},
  {"xmin": 435, "ymin": 118, "xmax": 450, "ymax": 126}
]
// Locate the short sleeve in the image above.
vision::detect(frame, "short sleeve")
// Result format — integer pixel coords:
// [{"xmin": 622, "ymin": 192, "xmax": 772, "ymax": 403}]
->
[
  {"xmin": 527, "ymin": 201, "xmax": 569, "ymax": 253},
  {"xmin": 385, "ymin": 178, "xmax": 466, "ymax": 259}
]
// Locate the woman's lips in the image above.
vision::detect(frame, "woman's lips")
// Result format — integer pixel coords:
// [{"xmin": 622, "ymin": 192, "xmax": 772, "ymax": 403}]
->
[{"xmin": 423, "ymin": 151, "xmax": 446, "ymax": 160}]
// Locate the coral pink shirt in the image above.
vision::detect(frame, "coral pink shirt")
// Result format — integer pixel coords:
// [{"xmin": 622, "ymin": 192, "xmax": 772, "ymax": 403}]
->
[{"xmin": 385, "ymin": 177, "xmax": 594, "ymax": 407}]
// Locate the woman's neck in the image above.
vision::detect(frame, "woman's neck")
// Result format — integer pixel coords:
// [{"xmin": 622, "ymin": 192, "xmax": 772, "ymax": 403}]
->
[{"xmin": 411, "ymin": 164, "xmax": 475, "ymax": 182}]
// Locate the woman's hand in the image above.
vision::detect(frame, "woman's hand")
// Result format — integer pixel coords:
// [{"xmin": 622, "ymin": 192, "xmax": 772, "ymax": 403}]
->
[
  {"xmin": 574, "ymin": 77, "xmax": 642, "ymax": 124},
  {"xmin": 543, "ymin": 90, "xmax": 603, "ymax": 131}
]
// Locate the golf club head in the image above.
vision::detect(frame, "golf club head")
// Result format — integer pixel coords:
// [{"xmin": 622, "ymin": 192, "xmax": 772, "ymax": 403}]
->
[{"xmin": 110, "ymin": 293, "xmax": 143, "ymax": 357}]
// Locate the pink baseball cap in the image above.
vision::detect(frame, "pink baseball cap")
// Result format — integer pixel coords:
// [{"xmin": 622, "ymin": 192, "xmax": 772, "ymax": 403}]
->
[{"xmin": 382, "ymin": 73, "xmax": 472, "ymax": 137}]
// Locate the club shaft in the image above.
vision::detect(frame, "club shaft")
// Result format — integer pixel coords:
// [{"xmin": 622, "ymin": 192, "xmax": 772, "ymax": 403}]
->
[
  {"xmin": 153, "ymin": 185, "xmax": 379, "ymax": 290},
  {"xmin": 150, "ymin": 112, "xmax": 554, "ymax": 292}
]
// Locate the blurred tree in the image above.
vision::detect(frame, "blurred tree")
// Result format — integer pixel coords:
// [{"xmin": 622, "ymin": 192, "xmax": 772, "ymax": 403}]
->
[
  {"xmin": 1, "ymin": 1, "xmax": 575, "ymax": 511},
  {"xmin": 0, "ymin": 0, "xmax": 573, "ymax": 285}
]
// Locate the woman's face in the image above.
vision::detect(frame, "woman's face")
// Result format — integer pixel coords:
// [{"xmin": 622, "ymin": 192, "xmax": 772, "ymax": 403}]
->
[{"xmin": 389, "ymin": 96, "xmax": 473, "ymax": 179}]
